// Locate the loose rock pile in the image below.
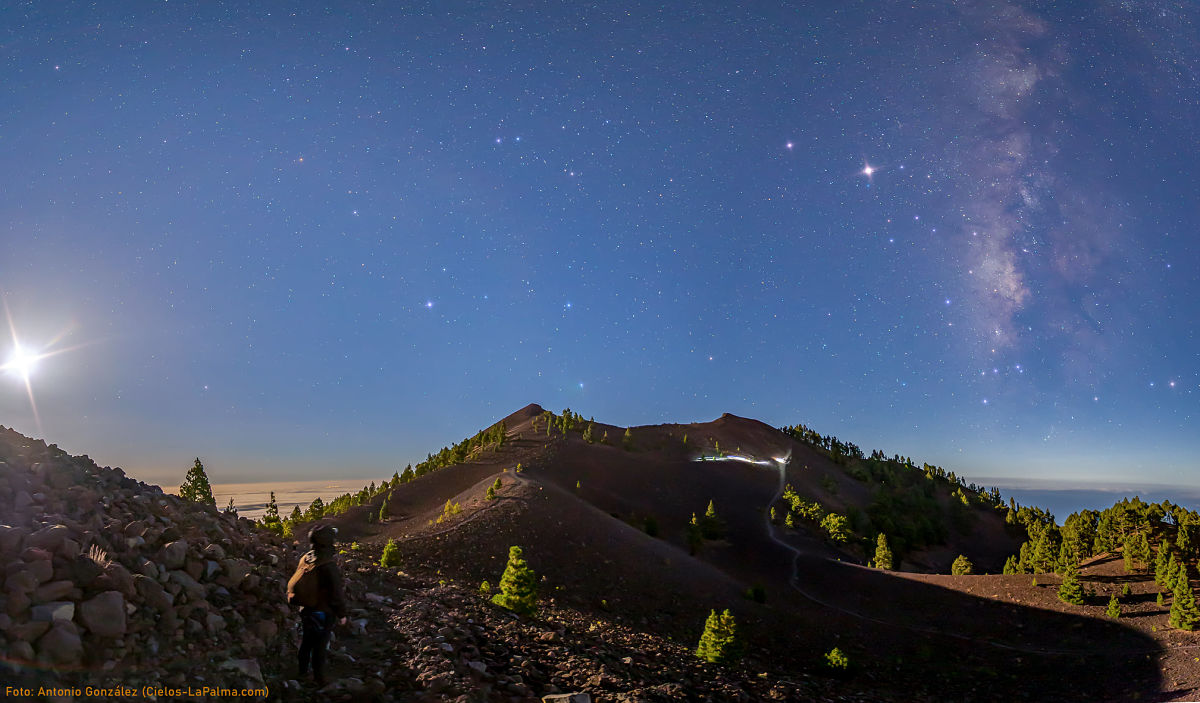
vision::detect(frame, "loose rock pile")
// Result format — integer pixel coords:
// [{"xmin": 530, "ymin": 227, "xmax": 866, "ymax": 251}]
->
[{"xmin": 0, "ymin": 426, "xmax": 293, "ymax": 695}]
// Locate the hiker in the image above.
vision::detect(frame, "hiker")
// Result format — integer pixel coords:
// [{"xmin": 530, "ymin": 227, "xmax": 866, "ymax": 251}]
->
[{"xmin": 287, "ymin": 523, "xmax": 347, "ymax": 686}]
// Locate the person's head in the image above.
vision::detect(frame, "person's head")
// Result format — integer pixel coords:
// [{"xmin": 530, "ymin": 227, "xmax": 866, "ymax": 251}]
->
[{"xmin": 308, "ymin": 524, "xmax": 338, "ymax": 552}]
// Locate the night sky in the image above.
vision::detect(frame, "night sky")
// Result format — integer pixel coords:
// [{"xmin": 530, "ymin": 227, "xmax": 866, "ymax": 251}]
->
[{"xmin": 1, "ymin": 2, "xmax": 1197, "ymax": 489}]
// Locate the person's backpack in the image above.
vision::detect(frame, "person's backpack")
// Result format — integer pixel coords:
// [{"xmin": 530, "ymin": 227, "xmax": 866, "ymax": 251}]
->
[{"xmin": 287, "ymin": 551, "xmax": 328, "ymax": 608}]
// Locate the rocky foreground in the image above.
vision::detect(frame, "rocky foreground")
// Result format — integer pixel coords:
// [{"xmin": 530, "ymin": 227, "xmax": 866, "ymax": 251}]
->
[{"xmin": 0, "ymin": 426, "xmax": 869, "ymax": 701}]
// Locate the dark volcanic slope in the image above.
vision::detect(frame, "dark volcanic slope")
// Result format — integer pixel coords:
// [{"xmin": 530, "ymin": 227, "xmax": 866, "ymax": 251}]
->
[{"xmin": 338, "ymin": 407, "xmax": 1163, "ymax": 702}]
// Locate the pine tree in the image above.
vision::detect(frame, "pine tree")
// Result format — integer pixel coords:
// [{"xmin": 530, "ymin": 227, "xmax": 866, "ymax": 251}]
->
[
  {"xmin": 1170, "ymin": 564, "xmax": 1200, "ymax": 631},
  {"xmin": 223, "ymin": 497, "xmax": 237, "ymax": 516},
  {"xmin": 265, "ymin": 492, "xmax": 279, "ymax": 521},
  {"xmin": 493, "ymin": 477, "xmax": 502, "ymax": 491},
  {"xmin": 1157, "ymin": 591, "xmax": 1165, "ymax": 606},
  {"xmin": 701, "ymin": 500, "xmax": 724, "ymax": 539},
  {"xmin": 491, "ymin": 546, "xmax": 537, "ymax": 616},
  {"xmin": 179, "ymin": 458, "xmax": 216, "ymax": 506},
  {"xmin": 1106, "ymin": 594, "xmax": 1122, "ymax": 619},
  {"xmin": 1123, "ymin": 534, "xmax": 1136, "ymax": 573},
  {"xmin": 1002, "ymin": 555, "xmax": 1018, "ymax": 574},
  {"xmin": 380, "ymin": 538, "xmax": 401, "ymax": 568},
  {"xmin": 1057, "ymin": 559, "xmax": 1086, "ymax": 605},
  {"xmin": 582, "ymin": 422, "xmax": 595, "ymax": 444},
  {"xmin": 872, "ymin": 534, "xmax": 894, "ymax": 570},
  {"xmin": 1179, "ymin": 518, "xmax": 1196, "ymax": 561},
  {"xmin": 695, "ymin": 609, "xmax": 740, "ymax": 663},
  {"xmin": 951, "ymin": 554, "xmax": 973, "ymax": 576},
  {"xmin": 289, "ymin": 505, "xmax": 302, "ymax": 522},
  {"xmin": 486, "ymin": 485, "xmax": 497, "ymax": 500},
  {"xmin": 622, "ymin": 427, "xmax": 634, "ymax": 450},
  {"xmin": 1155, "ymin": 539, "xmax": 1170, "ymax": 585},
  {"xmin": 305, "ymin": 496, "xmax": 325, "ymax": 521},
  {"xmin": 379, "ymin": 495, "xmax": 390, "ymax": 522},
  {"xmin": 1167, "ymin": 553, "xmax": 1181, "ymax": 591}
]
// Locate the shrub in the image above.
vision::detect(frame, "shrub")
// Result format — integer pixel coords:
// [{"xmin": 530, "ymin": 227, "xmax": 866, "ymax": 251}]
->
[
  {"xmin": 819, "ymin": 513, "xmax": 850, "ymax": 544},
  {"xmin": 1121, "ymin": 583, "xmax": 1132, "ymax": 599},
  {"xmin": 824, "ymin": 647, "xmax": 849, "ymax": 671},
  {"xmin": 695, "ymin": 609, "xmax": 740, "ymax": 663},
  {"xmin": 380, "ymin": 538, "xmax": 401, "ymax": 568},
  {"xmin": 744, "ymin": 583, "xmax": 766, "ymax": 603},
  {"xmin": 491, "ymin": 546, "xmax": 537, "ymax": 616},
  {"xmin": 950, "ymin": 554, "xmax": 973, "ymax": 576},
  {"xmin": 479, "ymin": 580, "xmax": 491, "ymax": 595},
  {"xmin": 1106, "ymin": 594, "xmax": 1121, "ymax": 619},
  {"xmin": 486, "ymin": 485, "xmax": 496, "ymax": 500}
]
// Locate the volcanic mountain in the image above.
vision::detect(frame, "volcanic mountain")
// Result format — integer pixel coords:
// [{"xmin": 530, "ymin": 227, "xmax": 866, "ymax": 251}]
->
[{"xmin": 0, "ymin": 405, "xmax": 1179, "ymax": 701}]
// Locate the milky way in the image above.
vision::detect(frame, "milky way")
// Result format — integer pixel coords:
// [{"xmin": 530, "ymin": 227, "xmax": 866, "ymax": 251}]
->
[{"xmin": 0, "ymin": 1, "xmax": 1195, "ymax": 487}]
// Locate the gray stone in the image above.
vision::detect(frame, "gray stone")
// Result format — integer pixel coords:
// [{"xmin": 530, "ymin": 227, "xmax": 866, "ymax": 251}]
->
[
  {"xmin": 0, "ymin": 525, "xmax": 28, "ymax": 556},
  {"xmin": 27, "ymin": 525, "xmax": 69, "ymax": 552},
  {"xmin": 161, "ymin": 539, "xmax": 188, "ymax": 570},
  {"xmin": 31, "ymin": 600, "xmax": 74, "ymax": 622},
  {"xmin": 220, "ymin": 657, "xmax": 264, "ymax": 683},
  {"xmin": 134, "ymin": 574, "xmax": 173, "ymax": 612},
  {"xmin": 9, "ymin": 639, "xmax": 34, "ymax": 663},
  {"xmin": 32, "ymin": 579, "xmax": 74, "ymax": 603},
  {"xmin": 205, "ymin": 611, "xmax": 226, "ymax": 633},
  {"xmin": 168, "ymin": 569, "xmax": 205, "ymax": 601},
  {"xmin": 4, "ymin": 569, "xmax": 39, "ymax": 595},
  {"xmin": 219, "ymin": 558, "xmax": 252, "ymax": 587},
  {"xmin": 37, "ymin": 620, "xmax": 82, "ymax": 665},
  {"xmin": 8, "ymin": 620, "xmax": 50, "ymax": 642},
  {"xmin": 78, "ymin": 590, "xmax": 126, "ymax": 637}
]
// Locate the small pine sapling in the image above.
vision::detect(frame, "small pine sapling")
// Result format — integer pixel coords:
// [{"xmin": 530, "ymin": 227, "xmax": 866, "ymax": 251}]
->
[
  {"xmin": 1057, "ymin": 560, "xmax": 1086, "ymax": 605},
  {"xmin": 491, "ymin": 546, "xmax": 537, "ymax": 616},
  {"xmin": 380, "ymin": 538, "xmax": 401, "ymax": 568},
  {"xmin": 695, "ymin": 609, "xmax": 740, "ymax": 664},
  {"xmin": 486, "ymin": 485, "xmax": 496, "ymax": 500},
  {"xmin": 1106, "ymin": 594, "xmax": 1121, "ymax": 619},
  {"xmin": 824, "ymin": 647, "xmax": 850, "ymax": 672}
]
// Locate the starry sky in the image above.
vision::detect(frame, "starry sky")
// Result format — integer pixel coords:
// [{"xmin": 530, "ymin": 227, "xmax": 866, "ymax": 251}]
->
[{"xmin": 1, "ymin": 1, "xmax": 1197, "ymax": 490}]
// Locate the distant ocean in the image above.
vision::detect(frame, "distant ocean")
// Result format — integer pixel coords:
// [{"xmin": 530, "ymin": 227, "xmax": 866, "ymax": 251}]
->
[
  {"xmin": 208, "ymin": 477, "xmax": 1200, "ymax": 527},
  {"xmin": 210, "ymin": 477, "xmax": 386, "ymax": 522},
  {"xmin": 985, "ymin": 480, "xmax": 1200, "ymax": 524}
]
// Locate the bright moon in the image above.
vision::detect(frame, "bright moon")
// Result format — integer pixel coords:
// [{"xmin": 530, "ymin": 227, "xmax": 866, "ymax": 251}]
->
[{"xmin": 4, "ymin": 344, "xmax": 39, "ymax": 381}]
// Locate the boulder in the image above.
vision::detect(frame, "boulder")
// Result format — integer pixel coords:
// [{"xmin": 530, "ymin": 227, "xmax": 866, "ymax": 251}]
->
[
  {"xmin": 9, "ymin": 619, "xmax": 51, "ymax": 642},
  {"xmin": 27, "ymin": 525, "xmax": 69, "ymax": 552},
  {"xmin": 168, "ymin": 570, "xmax": 205, "ymax": 601},
  {"xmin": 219, "ymin": 558, "xmax": 253, "ymax": 588},
  {"xmin": 134, "ymin": 574, "xmax": 173, "ymax": 612},
  {"xmin": 161, "ymin": 539, "xmax": 188, "ymax": 570},
  {"xmin": 32, "ymin": 579, "xmax": 75, "ymax": 603},
  {"xmin": 78, "ymin": 590, "xmax": 126, "ymax": 637},
  {"xmin": 221, "ymin": 657, "xmax": 264, "ymax": 684},
  {"xmin": 37, "ymin": 620, "xmax": 82, "ymax": 665},
  {"xmin": 31, "ymin": 600, "xmax": 75, "ymax": 622},
  {"xmin": 0, "ymin": 525, "xmax": 27, "ymax": 556}
]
